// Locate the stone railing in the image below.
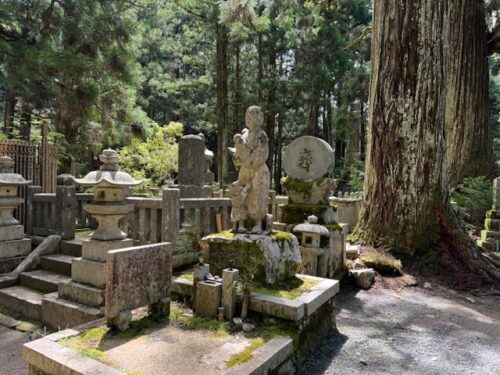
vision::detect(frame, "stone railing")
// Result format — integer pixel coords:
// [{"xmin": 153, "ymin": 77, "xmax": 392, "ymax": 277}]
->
[{"xmin": 26, "ymin": 186, "xmax": 95, "ymax": 239}]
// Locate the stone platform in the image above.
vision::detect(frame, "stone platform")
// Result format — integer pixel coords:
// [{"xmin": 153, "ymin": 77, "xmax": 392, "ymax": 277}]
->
[{"xmin": 24, "ymin": 310, "xmax": 295, "ymax": 375}]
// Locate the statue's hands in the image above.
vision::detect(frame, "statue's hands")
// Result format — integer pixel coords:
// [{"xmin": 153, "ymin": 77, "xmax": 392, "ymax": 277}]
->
[{"xmin": 234, "ymin": 134, "xmax": 243, "ymax": 144}]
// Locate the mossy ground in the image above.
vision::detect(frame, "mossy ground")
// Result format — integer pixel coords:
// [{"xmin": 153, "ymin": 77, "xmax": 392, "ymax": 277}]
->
[
  {"xmin": 361, "ymin": 249, "xmax": 403, "ymax": 275},
  {"xmin": 253, "ymin": 276, "xmax": 319, "ymax": 300},
  {"xmin": 205, "ymin": 230, "xmax": 235, "ymax": 239}
]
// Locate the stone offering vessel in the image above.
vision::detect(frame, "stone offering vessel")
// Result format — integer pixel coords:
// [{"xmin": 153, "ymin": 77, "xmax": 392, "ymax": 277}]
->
[
  {"xmin": 230, "ymin": 105, "xmax": 271, "ymax": 233},
  {"xmin": 74, "ymin": 149, "xmax": 142, "ymax": 240}
]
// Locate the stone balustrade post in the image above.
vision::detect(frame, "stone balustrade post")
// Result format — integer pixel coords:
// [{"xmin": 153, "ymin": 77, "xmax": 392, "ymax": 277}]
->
[
  {"xmin": 161, "ymin": 188, "xmax": 180, "ymax": 249},
  {"xmin": 56, "ymin": 174, "xmax": 76, "ymax": 240},
  {"xmin": 25, "ymin": 185, "xmax": 42, "ymax": 234}
]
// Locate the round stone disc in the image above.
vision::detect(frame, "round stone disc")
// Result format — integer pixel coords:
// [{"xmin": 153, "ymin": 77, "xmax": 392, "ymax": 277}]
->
[{"xmin": 283, "ymin": 136, "xmax": 335, "ymax": 181}]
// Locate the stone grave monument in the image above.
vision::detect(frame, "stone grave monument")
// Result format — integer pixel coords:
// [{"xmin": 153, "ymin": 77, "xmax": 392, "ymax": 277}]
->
[
  {"xmin": 42, "ymin": 149, "xmax": 143, "ymax": 328},
  {"xmin": 203, "ymin": 106, "xmax": 302, "ymax": 285},
  {"xmin": 176, "ymin": 134, "xmax": 213, "ymax": 198},
  {"xmin": 478, "ymin": 177, "xmax": 500, "ymax": 252},
  {"xmin": 0, "ymin": 156, "xmax": 32, "ymax": 273},
  {"xmin": 277, "ymin": 136, "xmax": 348, "ymax": 278}
]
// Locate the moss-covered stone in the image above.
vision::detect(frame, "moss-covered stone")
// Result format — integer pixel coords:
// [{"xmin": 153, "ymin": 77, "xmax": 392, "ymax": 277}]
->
[
  {"xmin": 360, "ymin": 249, "xmax": 402, "ymax": 275},
  {"xmin": 253, "ymin": 276, "xmax": 319, "ymax": 300},
  {"xmin": 324, "ymin": 223, "xmax": 342, "ymax": 232},
  {"xmin": 281, "ymin": 203, "xmax": 334, "ymax": 225}
]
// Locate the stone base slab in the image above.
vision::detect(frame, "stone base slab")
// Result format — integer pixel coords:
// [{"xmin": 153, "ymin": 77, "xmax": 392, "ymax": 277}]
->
[
  {"xmin": 71, "ymin": 258, "xmax": 106, "ymax": 288},
  {"xmin": 41, "ymin": 292, "xmax": 103, "ymax": 330},
  {"xmin": 0, "ymin": 255, "xmax": 25, "ymax": 274},
  {"xmin": 58, "ymin": 280, "xmax": 105, "ymax": 308},
  {"xmin": 81, "ymin": 238, "xmax": 133, "ymax": 262},
  {"xmin": 172, "ymin": 252, "xmax": 198, "ymax": 269},
  {"xmin": 0, "ymin": 237, "xmax": 31, "ymax": 258},
  {"xmin": 0, "ymin": 224, "xmax": 24, "ymax": 241}
]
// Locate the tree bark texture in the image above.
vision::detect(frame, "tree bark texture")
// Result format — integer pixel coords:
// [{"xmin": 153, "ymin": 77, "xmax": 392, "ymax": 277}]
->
[
  {"xmin": 216, "ymin": 22, "xmax": 230, "ymax": 184},
  {"xmin": 354, "ymin": 0, "xmax": 449, "ymax": 252},
  {"xmin": 446, "ymin": 0, "xmax": 493, "ymax": 188}
]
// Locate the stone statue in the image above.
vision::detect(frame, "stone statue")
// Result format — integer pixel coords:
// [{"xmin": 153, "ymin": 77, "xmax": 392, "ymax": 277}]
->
[{"xmin": 230, "ymin": 106, "xmax": 271, "ymax": 233}]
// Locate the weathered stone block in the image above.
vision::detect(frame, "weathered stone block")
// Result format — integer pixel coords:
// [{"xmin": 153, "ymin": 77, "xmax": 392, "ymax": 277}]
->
[
  {"xmin": 178, "ymin": 135, "xmax": 206, "ymax": 186},
  {"xmin": 0, "ymin": 238, "xmax": 31, "ymax": 258},
  {"xmin": 204, "ymin": 232, "xmax": 301, "ymax": 284},
  {"xmin": 41, "ymin": 293, "xmax": 103, "ymax": 330},
  {"xmin": 81, "ymin": 238, "xmax": 133, "ymax": 262},
  {"xmin": 0, "ymin": 255, "xmax": 24, "ymax": 274},
  {"xmin": 222, "ymin": 268, "xmax": 239, "ymax": 320},
  {"xmin": 58, "ymin": 280, "xmax": 105, "ymax": 308},
  {"xmin": 194, "ymin": 280, "xmax": 222, "ymax": 318},
  {"xmin": 0, "ymin": 224, "xmax": 24, "ymax": 241},
  {"xmin": 105, "ymin": 243, "xmax": 172, "ymax": 318},
  {"xmin": 71, "ymin": 258, "xmax": 106, "ymax": 288}
]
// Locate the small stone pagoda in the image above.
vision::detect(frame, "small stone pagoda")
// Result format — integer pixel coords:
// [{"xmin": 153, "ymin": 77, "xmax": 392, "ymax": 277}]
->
[
  {"xmin": 51, "ymin": 149, "xmax": 142, "ymax": 325},
  {"xmin": 0, "ymin": 156, "xmax": 32, "ymax": 273},
  {"xmin": 204, "ymin": 106, "xmax": 301, "ymax": 284},
  {"xmin": 478, "ymin": 177, "xmax": 500, "ymax": 252}
]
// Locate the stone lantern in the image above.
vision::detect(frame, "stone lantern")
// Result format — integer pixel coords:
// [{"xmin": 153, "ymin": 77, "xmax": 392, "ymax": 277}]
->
[
  {"xmin": 74, "ymin": 149, "xmax": 142, "ymax": 241},
  {"xmin": 0, "ymin": 156, "xmax": 32, "ymax": 272},
  {"xmin": 293, "ymin": 215, "xmax": 330, "ymax": 276}
]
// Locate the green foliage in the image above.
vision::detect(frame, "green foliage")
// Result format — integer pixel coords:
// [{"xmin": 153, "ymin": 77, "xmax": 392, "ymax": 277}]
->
[
  {"xmin": 347, "ymin": 158, "xmax": 365, "ymax": 192},
  {"xmin": 451, "ymin": 176, "xmax": 493, "ymax": 227},
  {"xmin": 176, "ymin": 216, "xmax": 202, "ymax": 255},
  {"xmin": 119, "ymin": 122, "xmax": 183, "ymax": 191}
]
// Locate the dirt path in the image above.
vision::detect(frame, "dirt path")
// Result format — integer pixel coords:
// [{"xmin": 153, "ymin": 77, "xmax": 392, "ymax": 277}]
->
[
  {"xmin": 0, "ymin": 325, "xmax": 29, "ymax": 375},
  {"xmin": 299, "ymin": 280, "xmax": 500, "ymax": 375}
]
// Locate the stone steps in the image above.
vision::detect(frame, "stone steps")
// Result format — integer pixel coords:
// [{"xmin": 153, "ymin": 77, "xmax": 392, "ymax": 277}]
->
[
  {"xmin": 60, "ymin": 238, "xmax": 83, "ymax": 257},
  {"xmin": 41, "ymin": 254, "xmax": 74, "ymax": 276},
  {"xmin": 20, "ymin": 269, "xmax": 71, "ymax": 294},
  {"xmin": 41, "ymin": 292, "xmax": 103, "ymax": 330},
  {"xmin": 0, "ymin": 286, "xmax": 44, "ymax": 321}
]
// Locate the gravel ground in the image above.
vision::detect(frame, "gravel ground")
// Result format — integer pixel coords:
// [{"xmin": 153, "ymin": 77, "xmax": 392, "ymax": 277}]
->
[
  {"xmin": 299, "ymin": 279, "xmax": 500, "ymax": 375},
  {"xmin": 0, "ymin": 325, "xmax": 29, "ymax": 375}
]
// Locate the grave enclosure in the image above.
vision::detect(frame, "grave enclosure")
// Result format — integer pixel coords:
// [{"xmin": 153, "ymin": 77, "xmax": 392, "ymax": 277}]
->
[{"xmin": 0, "ymin": 117, "xmax": 364, "ymax": 375}]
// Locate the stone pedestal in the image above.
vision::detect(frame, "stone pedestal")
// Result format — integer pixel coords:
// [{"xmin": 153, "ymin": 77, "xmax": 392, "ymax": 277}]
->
[
  {"xmin": 204, "ymin": 232, "xmax": 301, "ymax": 284},
  {"xmin": 194, "ymin": 280, "xmax": 222, "ymax": 318},
  {"xmin": 222, "ymin": 268, "xmax": 239, "ymax": 320}
]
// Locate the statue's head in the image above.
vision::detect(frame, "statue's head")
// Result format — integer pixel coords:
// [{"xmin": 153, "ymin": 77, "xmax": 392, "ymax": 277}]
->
[{"xmin": 245, "ymin": 106, "xmax": 264, "ymax": 130}]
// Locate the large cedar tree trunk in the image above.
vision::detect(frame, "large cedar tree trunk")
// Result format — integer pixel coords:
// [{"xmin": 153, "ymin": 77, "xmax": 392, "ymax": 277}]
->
[
  {"xmin": 354, "ymin": 0, "xmax": 450, "ymax": 251},
  {"xmin": 446, "ymin": 0, "xmax": 493, "ymax": 188}
]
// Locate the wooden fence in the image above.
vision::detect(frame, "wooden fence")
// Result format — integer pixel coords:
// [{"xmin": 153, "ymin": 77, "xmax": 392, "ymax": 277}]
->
[{"xmin": 0, "ymin": 136, "xmax": 58, "ymax": 224}]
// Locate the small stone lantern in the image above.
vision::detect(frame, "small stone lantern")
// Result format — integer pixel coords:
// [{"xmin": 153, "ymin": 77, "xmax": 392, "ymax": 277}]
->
[
  {"xmin": 293, "ymin": 215, "xmax": 330, "ymax": 276},
  {"xmin": 74, "ymin": 149, "xmax": 142, "ymax": 241},
  {"xmin": 0, "ymin": 156, "xmax": 31, "ymax": 228}
]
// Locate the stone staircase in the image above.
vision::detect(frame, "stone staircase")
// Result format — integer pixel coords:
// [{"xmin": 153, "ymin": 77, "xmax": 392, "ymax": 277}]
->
[{"xmin": 0, "ymin": 238, "xmax": 103, "ymax": 328}]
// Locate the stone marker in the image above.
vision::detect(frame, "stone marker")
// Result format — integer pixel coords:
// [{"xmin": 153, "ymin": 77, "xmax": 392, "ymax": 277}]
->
[
  {"xmin": 105, "ymin": 243, "xmax": 172, "ymax": 329},
  {"xmin": 194, "ymin": 280, "xmax": 222, "ymax": 319},
  {"xmin": 176, "ymin": 134, "xmax": 211, "ymax": 198},
  {"xmin": 222, "ymin": 268, "xmax": 239, "ymax": 320},
  {"xmin": 283, "ymin": 136, "xmax": 334, "ymax": 182}
]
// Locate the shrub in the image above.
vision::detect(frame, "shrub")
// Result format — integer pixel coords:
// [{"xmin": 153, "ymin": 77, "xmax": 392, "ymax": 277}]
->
[
  {"xmin": 119, "ymin": 122, "xmax": 183, "ymax": 193},
  {"xmin": 451, "ymin": 176, "xmax": 492, "ymax": 228}
]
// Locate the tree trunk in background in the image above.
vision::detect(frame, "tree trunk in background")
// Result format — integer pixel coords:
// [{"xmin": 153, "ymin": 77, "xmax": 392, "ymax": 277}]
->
[
  {"xmin": 306, "ymin": 88, "xmax": 320, "ymax": 136},
  {"xmin": 19, "ymin": 101, "xmax": 32, "ymax": 141},
  {"xmin": 344, "ymin": 100, "xmax": 362, "ymax": 171},
  {"xmin": 257, "ymin": 34, "xmax": 263, "ymax": 104},
  {"xmin": 354, "ymin": 0, "xmax": 450, "ymax": 252},
  {"xmin": 265, "ymin": 46, "xmax": 277, "ymax": 179},
  {"xmin": 3, "ymin": 92, "xmax": 16, "ymax": 136},
  {"xmin": 234, "ymin": 43, "xmax": 243, "ymax": 132},
  {"xmin": 446, "ymin": 0, "xmax": 493, "ymax": 188},
  {"xmin": 216, "ymin": 22, "xmax": 229, "ymax": 184}
]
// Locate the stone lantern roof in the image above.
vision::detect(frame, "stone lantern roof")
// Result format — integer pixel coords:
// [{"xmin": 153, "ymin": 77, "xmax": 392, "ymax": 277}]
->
[
  {"xmin": 0, "ymin": 156, "xmax": 31, "ymax": 185},
  {"xmin": 73, "ymin": 149, "xmax": 142, "ymax": 187},
  {"xmin": 293, "ymin": 215, "xmax": 329, "ymax": 236}
]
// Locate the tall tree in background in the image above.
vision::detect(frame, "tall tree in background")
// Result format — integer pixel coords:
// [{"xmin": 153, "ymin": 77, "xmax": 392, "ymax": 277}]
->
[{"xmin": 446, "ymin": 0, "xmax": 493, "ymax": 188}]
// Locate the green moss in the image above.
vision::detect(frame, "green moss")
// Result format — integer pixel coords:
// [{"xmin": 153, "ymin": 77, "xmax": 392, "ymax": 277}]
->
[
  {"xmin": 360, "ymin": 249, "xmax": 402, "ymax": 275},
  {"xmin": 324, "ymin": 223, "xmax": 342, "ymax": 232},
  {"xmin": 271, "ymin": 230, "xmax": 295, "ymax": 241},
  {"xmin": 225, "ymin": 338, "xmax": 265, "ymax": 367},
  {"xmin": 178, "ymin": 272, "xmax": 193, "ymax": 281},
  {"xmin": 253, "ymin": 276, "xmax": 319, "ymax": 300},
  {"xmin": 281, "ymin": 203, "xmax": 331, "ymax": 224},
  {"xmin": 169, "ymin": 305, "xmax": 231, "ymax": 337},
  {"xmin": 59, "ymin": 327, "xmax": 108, "ymax": 360},
  {"xmin": 281, "ymin": 177, "xmax": 316, "ymax": 194},
  {"xmin": 206, "ymin": 230, "xmax": 235, "ymax": 239}
]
